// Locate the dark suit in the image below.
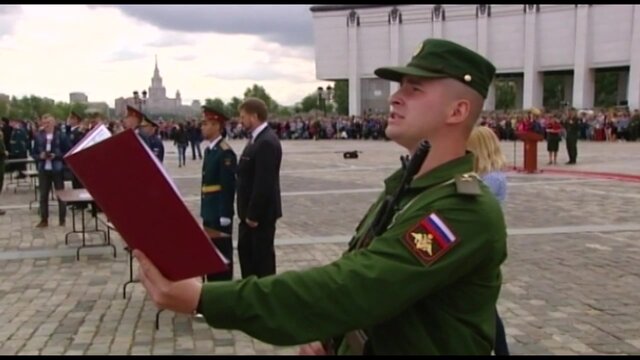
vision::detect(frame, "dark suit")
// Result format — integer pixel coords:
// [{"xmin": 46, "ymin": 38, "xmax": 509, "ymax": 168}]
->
[
  {"xmin": 67, "ymin": 126, "xmax": 87, "ymax": 188},
  {"xmin": 237, "ymin": 125, "xmax": 282, "ymax": 278},
  {"xmin": 565, "ymin": 117, "xmax": 580, "ymax": 164},
  {"xmin": 201, "ymin": 138, "xmax": 237, "ymax": 281},
  {"xmin": 32, "ymin": 129, "xmax": 71, "ymax": 223}
]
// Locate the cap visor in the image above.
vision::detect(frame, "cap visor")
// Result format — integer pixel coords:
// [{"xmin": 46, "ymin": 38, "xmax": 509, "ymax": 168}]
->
[{"xmin": 374, "ymin": 66, "xmax": 447, "ymax": 82}]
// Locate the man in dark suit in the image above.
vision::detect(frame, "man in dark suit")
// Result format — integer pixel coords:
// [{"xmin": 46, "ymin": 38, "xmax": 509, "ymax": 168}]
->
[
  {"xmin": 32, "ymin": 114, "xmax": 70, "ymax": 228},
  {"xmin": 200, "ymin": 106, "xmax": 237, "ymax": 281},
  {"xmin": 66, "ymin": 111, "xmax": 87, "ymax": 189},
  {"xmin": 236, "ymin": 97, "xmax": 282, "ymax": 278}
]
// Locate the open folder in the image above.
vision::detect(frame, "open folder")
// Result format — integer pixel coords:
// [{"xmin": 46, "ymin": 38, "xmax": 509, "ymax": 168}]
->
[{"xmin": 64, "ymin": 125, "xmax": 229, "ymax": 281}]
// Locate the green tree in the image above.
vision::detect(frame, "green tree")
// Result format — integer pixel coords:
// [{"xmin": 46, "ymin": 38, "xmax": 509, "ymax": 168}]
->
[
  {"xmin": 243, "ymin": 84, "xmax": 280, "ymax": 114},
  {"xmin": 277, "ymin": 106, "xmax": 293, "ymax": 117},
  {"xmin": 300, "ymin": 92, "xmax": 320, "ymax": 113},
  {"xmin": 594, "ymin": 71, "xmax": 618, "ymax": 108},
  {"xmin": 333, "ymin": 80, "xmax": 348, "ymax": 115},
  {"xmin": 495, "ymin": 80, "xmax": 516, "ymax": 110},
  {"xmin": 225, "ymin": 96, "xmax": 242, "ymax": 118},
  {"xmin": 543, "ymin": 75, "xmax": 564, "ymax": 110},
  {"xmin": 204, "ymin": 97, "xmax": 227, "ymax": 114},
  {"xmin": 0, "ymin": 97, "xmax": 8, "ymax": 117}
]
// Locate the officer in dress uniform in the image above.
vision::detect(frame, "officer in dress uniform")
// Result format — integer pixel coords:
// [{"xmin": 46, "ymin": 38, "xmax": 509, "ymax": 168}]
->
[
  {"xmin": 134, "ymin": 38, "xmax": 506, "ymax": 355},
  {"xmin": 138, "ymin": 116, "xmax": 165, "ymax": 163},
  {"xmin": 123, "ymin": 105, "xmax": 153, "ymax": 149},
  {"xmin": 200, "ymin": 105, "xmax": 237, "ymax": 282},
  {"xmin": 67, "ymin": 111, "xmax": 87, "ymax": 188}
]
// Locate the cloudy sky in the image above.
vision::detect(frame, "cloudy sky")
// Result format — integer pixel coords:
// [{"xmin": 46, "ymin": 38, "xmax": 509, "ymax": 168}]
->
[{"xmin": 0, "ymin": 5, "xmax": 330, "ymax": 107}]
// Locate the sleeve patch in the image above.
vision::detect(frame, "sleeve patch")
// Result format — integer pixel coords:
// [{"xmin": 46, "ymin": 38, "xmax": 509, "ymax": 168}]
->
[{"xmin": 403, "ymin": 212, "xmax": 460, "ymax": 265}]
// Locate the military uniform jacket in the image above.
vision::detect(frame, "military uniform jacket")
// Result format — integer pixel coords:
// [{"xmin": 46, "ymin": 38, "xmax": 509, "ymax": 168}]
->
[
  {"xmin": 68, "ymin": 126, "xmax": 86, "ymax": 149},
  {"xmin": 201, "ymin": 139, "xmax": 237, "ymax": 230},
  {"xmin": 236, "ymin": 126, "xmax": 282, "ymax": 223},
  {"xmin": 197, "ymin": 153, "xmax": 508, "ymax": 355},
  {"xmin": 9, "ymin": 128, "xmax": 28, "ymax": 157},
  {"xmin": 148, "ymin": 135, "xmax": 165, "ymax": 163}
]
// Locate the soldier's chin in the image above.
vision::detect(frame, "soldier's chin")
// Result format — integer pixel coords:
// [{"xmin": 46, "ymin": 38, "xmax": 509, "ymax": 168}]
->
[{"xmin": 385, "ymin": 125, "xmax": 400, "ymax": 141}]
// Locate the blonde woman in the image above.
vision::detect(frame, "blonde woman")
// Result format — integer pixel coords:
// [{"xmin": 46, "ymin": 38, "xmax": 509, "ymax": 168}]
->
[
  {"xmin": 467, "ymin": 125, "xmax": 509, "ymax": 355},
  {"xmin": 468, "ymin": 126, "xmax": 507, "ymax": 203}
]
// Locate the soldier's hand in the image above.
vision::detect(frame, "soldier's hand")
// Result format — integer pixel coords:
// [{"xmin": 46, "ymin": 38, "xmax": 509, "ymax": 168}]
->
[
  {"xmin": 39, "ymin": 152, "xmax": 47, "ymax": 160},
  {"xmin": 298, "ymin": 342, "xmax": 327, "ymax": 355},
  {"xmin": 134, "ymin": 250, "xmax": 202, "ymax": 314},
  {"xmin": 245, "ymin": 218, "xmax": 258, "ymax": 228},
  {"xmin": 220, "ymin": 217, "xmax": 231, "ymax": 227}
]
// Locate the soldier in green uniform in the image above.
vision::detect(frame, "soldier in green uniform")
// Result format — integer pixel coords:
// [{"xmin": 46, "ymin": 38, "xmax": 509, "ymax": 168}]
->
[
  {"xmin": 564, "ymin": 109, "xmax": 580, "ymax": 164},
  {"xmin": 200, "ymin": 105, "xmax": 237, "ymax": 282},
  {"xmin": 133, "ymin": 38, "xmax": 507, "ymax": 355}
]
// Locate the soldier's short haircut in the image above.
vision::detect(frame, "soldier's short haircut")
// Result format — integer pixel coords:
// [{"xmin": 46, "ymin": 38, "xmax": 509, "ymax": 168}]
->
[{"xmin": 239, "ymin": 97, "xmax": 268, "ymax": 122}]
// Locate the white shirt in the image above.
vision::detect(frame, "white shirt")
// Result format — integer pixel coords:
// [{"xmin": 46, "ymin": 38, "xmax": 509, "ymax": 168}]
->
[
  {"xmin": 207, "ymin": 136, "xmax": 222, "ymax": 150},
  {"xmin": 250, "ymin": 122, "xmax": 269, "ymax": 143},
  {"xmin": 44, "ymin": 133, "xmax": 53, "ymax": 171}
]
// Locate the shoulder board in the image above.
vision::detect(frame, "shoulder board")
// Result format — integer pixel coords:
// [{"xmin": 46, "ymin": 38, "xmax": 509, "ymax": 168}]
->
[
  {"xmin": 219, "ymin": 141, "xmax": 230, "ymax": 150},
  {"xmin": 454, "ymin": 173, "xmax": 482, "ymax": 196}
]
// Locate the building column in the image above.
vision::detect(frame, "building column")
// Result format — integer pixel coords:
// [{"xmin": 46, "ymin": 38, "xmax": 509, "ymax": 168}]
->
[
  {"xmin": 628, "ymin": 5, "xmax": 640, "ymax": 110},
  {"xmin": 476, "ymin": 5, "xmax": 493, "ymax": 110},
  {"xmin": 572, "ymin": 5, "xmax": 595, "ymax": 109},
  {"xmin": 563, "ymin": 75, "xmax": 574, "ymax": 104},
  {"xmin": 347, "ymin": 10, "xmax": 361, "ymax": 117},
  {"xmin": 432, "ymin": 5, "xmax": 444, "ymax": 38},
  {"xmin": 389, "ymin": 7, "xmax": 402, "ymax": 97},
  {"xmin": 485, "ymin": 83, "xmax": 496, "ymax": 111},
  {"xmin": 523, "ymin": 5, "xmax": 543, "ymax": 110}
]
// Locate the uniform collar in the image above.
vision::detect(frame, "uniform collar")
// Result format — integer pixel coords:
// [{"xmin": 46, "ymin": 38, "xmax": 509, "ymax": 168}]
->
[
  {"xmin": 208, "ymin": 136, "xmax": 222, "ymax": 150},
  {"xmin": 383, "ymin": 152, "xmax": 475, "ymax": 193}
]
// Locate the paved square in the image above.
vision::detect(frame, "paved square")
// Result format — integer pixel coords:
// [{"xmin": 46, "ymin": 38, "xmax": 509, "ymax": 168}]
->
[{"xmin": 1, "ymin": 139, "xmax": 639, "ymax": 355}]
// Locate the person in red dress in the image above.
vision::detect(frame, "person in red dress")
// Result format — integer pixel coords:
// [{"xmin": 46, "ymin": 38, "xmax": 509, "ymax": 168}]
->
[{"xmin": 545, "ymin": 116, "xmax": 563, "ymax": 165}]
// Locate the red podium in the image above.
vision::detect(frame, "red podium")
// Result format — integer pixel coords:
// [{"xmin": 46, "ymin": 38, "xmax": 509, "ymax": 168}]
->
[{"xmin": 516, "ymin": 131, "xmax": 544, "ymax": 173}]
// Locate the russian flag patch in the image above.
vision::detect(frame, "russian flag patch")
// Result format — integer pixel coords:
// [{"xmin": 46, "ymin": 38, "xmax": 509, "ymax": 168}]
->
[{"xmin": 403, "ymin": 213, "xmax": 459, "ymax": 265}]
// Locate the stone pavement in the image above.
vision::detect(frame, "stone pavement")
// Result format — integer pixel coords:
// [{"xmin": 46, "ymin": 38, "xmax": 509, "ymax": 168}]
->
[{"xmin": 0, "ymin": 139, "xmax": 639, "ymax": 355}]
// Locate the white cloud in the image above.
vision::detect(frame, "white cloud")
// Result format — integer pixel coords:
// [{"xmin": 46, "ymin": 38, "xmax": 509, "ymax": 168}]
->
[{"xmin": 0, "ymin": 5, "xmax": 331, "ymax": 108}]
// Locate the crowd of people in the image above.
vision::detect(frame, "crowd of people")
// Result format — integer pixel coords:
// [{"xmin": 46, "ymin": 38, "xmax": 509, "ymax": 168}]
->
[
  {"xmin": 2, "ymin": 38, "xmax": 640, "ymax": 356},
  {"xmin": 478, "ymin": 108, "xmax": 640, "ymax": 142}
]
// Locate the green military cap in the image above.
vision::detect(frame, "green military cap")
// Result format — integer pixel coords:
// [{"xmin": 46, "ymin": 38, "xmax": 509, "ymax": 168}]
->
[
  {"xmin": 69, "ymin": 110, "xmax": 83, "ymax": 120},
  {"xmin": 141, "ymin": 116, "xmax": 159, "ymax": 128},
  {"xmin": 201, "ymin": 105, "xmax": 229, "ymax": 124},
  {"xmin": 374, "ymin": 38, "xmax": 496, "ymax": 99},
  {"xmin": 86, "ymin": 108, "xmax": 103, "ymax": 118}
]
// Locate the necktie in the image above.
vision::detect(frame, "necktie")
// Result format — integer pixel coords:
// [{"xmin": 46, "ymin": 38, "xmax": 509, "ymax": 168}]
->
[{"xmin": 204, "ymin": 147, "xmax": 211, "ymax": 157}]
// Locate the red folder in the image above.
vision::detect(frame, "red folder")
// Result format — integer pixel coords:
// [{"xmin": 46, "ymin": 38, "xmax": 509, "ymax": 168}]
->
[{"xmin": 64, "ymin": 126, "xmax": 228, "ymax": 281}]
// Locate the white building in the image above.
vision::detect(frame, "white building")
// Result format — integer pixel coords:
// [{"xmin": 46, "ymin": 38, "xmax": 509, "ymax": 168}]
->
[
  {"xmin": 115, "ymin": 57, "xmax": 193, "ymax": 117},
  {"xmin": 310, "ymin": 5, "xmax": 640, "ymax": 115},
  {"xmin": 69, "ymin": 92, "xmax": 88, "ymax": 103}
]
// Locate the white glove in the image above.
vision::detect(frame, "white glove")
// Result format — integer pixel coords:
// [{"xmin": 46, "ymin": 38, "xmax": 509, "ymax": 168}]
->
[{"xmin": 220, "ymin": 217, "xmax": 231, "ymax": 227}]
